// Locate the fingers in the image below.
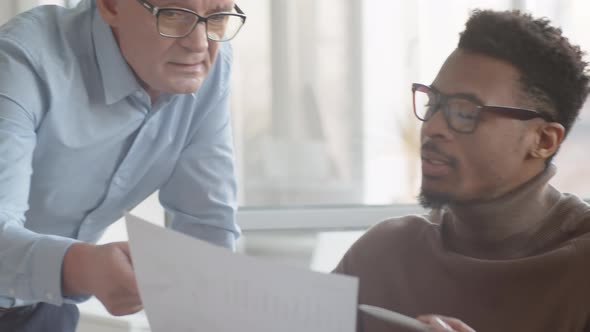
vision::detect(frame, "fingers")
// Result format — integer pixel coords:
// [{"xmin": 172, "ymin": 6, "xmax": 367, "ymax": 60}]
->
[
  {"xmin": 113, "ymin": 241, "xmax": 132, "ymax": 261},
  {"xmin": 417, "ymin": 315, "xmax": 476, "ymax": 332},
  {"xmin": 93, "ymin": 242, "xmax": 143, "ymax": 316},
  {"xmin": 109, "ymin": 302, "xmax": 144, "ymax": 316},
  {"xmin": 417, "ymin": 315, "xmax": 452, "ymax": 331},
  {"xmin": 116, "ymin": 241, "xmax": 137, "ymax": 268},
  {"xmin": 439, "ymin": 316, "xmax": 476, "ymax": 332},
  {"xmin": 114, "ymin": 245, "xmax": 142, "ymax": 307}
]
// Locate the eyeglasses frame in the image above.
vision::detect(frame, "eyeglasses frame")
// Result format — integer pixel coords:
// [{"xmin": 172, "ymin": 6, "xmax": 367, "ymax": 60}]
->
[
  {"xmin": 411, "ymin": 83, "xmax": 554, "ymax": 133},
  {"xmin": 136, "ymin": 0, "xmax": 247, "ymax": 41}
]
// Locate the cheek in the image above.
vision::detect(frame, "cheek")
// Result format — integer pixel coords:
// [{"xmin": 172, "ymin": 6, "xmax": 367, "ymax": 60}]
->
[
  {"xmin": 119, "ymin": 31, "xmax": 152, "ymax": 66},
  {"xmin": 120, "ymin": 19, "xmax": 172, "ymax": 61},
  {"xmin": 460, "ymin": 134, "xmax": 525, "ymax": 185}
]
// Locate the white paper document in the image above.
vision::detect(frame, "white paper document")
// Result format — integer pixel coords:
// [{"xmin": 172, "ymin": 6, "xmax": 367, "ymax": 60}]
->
[{"xmin": 126, "ymin": 214, "xmax": 359, "ymax": 332}]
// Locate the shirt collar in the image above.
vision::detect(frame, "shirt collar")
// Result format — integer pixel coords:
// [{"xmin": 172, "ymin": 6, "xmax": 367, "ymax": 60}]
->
[{"xmin": 92, "ymin": 9, "xmax": 143, "ymax": 105}]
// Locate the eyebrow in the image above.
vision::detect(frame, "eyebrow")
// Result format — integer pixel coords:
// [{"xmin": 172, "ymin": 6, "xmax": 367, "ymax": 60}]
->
[
  {"xmin": 430, "ymin": 83, "xmax": 485, "ymax": 105},
  {"xmin": 153, "ymin": 0, "xmax": 180, "ymax": 6},
  {"xmin": 154, "ymin": 1, "xmax": 234, "ymax": 14},
  {"xmin": 206, "ymin": 4, "xmax": 234, "ymax": 14}
]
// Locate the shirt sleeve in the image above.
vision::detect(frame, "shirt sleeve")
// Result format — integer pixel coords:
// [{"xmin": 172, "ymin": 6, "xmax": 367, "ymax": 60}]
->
[
  {"xmin": 0, "ymin": 37, "xmax": 79, "ymax": 307},
  {"xmin": 158, "ymin": 49, "xmax": 239, "ymax": 251}
]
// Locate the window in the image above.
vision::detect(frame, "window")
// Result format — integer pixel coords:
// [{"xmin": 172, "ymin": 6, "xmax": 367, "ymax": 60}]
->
[{"xmin": 231, "ymin": 0, "xmax": 590, "ymax": 210}]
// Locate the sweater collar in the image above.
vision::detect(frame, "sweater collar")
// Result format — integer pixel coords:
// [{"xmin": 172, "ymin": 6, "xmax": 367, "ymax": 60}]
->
[{"xmin": 437, "ymin": 164, "xmax": 563, "ymax": 259}]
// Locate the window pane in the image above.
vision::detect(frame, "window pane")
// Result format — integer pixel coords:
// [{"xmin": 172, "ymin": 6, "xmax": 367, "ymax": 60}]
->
[{"xmin": 232, "ymin": 0, "xmax": 364, "ymax": 206}]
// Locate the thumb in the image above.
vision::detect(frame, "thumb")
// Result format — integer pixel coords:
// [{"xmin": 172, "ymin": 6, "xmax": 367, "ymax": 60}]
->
[
  {"xmin": 432, "ymin": 317, "xmax": 453, "ymax": 331},
  {"xmin": 417, "ymin": 315, "xmax": 454, "ymax": 332},
  {"xmin": 107, "ymin": 242, "xmax": 135, "ymax": 268},
  {"xmin": 114, "ymin": 242, "xmax": 133, "ymax": 261}
]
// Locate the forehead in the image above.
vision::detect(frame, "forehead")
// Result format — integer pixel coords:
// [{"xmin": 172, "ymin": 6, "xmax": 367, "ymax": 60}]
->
[
  {"xmin": 151, "ymin": 0, "xmax": 234, "ymax": 12},
  {"xmin": 432, "ymin": 49, "xmax": 523, "ymax": 105}
]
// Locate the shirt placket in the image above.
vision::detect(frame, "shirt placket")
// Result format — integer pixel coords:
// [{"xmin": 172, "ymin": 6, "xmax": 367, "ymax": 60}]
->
[{"xmin": 77, "ymin": 94, "xmax": 162, "ymax": 241}]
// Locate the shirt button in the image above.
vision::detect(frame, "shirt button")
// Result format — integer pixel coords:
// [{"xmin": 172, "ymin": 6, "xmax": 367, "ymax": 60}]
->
[{"xmin": 113, "ymin": 176, "xmax": 123, "ymax": 186}]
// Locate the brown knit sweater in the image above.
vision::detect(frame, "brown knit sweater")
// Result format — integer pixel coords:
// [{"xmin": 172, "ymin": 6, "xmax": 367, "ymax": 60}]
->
[{"xmin": 334, "ymin": 166, "xmax": 590, "ymax": 332}]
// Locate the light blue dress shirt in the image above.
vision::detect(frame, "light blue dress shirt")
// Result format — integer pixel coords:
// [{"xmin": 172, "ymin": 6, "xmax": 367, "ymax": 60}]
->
[{"xmin": 0, "ymin": 1, "xmax": 239, "ymax": 308}]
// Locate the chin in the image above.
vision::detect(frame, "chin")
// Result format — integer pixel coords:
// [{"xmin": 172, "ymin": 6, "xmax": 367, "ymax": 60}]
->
[
  {"xmin": 419, "ymin": 179, "xmax": 459, "ymax": 209},
  {"xmin": 418, "ymin": 188, "xmax": 453, "ymax": 209},
  {"xmin": 159, "ymin": 84, "xmax": 200, "ymax": 95},
  {"xmin": 172, "ymin": 78, "xmax": 206, "ymax": 94}
]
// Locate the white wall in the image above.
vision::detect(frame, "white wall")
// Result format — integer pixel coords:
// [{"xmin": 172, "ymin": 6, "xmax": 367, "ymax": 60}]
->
[
  {"xmin": 0, "ymin": 0, "xmax": 66, "ymax": 25},
  {"xmin": 0, "ymin": 2, "xmax": 16, "ymax": 25}
]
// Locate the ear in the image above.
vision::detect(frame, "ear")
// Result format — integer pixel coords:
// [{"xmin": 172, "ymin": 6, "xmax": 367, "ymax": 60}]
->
[
  {"xmin": 95, "ymin": 0, "xmax": 121, "ymax": 27},
  {"xmin": 529, "ymin": 122, "xmax": 566, "ymax": 160}
]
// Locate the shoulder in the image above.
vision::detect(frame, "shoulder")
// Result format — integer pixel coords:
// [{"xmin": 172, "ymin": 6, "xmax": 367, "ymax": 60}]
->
[
  {"xmin": 558, "ymin": 192, "xmax": 590, "ymax": 234},
  {"xmin": 550, "ymin": 192, "xmax": 590, "ymax": 256},
  {"xmin": 191, "ymin": 43, "xmax": 233, "ymax": 104},
  {"xmin": 0, "ymin": 4, "xmax": 95, "ymax": 123},
  {"xmin": 570, "ymin": 209, "xmax": 590, "ymax": 251},
  {"xmin": 1, "ymin": 4, "xmax": 93, "ymax": 66},
  {"xmin": 358, "ymin": 215, "xmax": 433, "ymax": 251},
  {"xmin": 211, "ymin": 43, "xmax": 234, "ymax": 85},
  {"xmin": 0, "ymin": 8, "xmax": 59, "ymax": 120},
  {"xmin": 334, "ymin": 215, "xmax": 434, "ymax": 274},
  {"xmin": 217, "ymin": 42, "xmax": 234, "ymax": 67},
  {"xmin": 1, "ymin": 6, "xmax": 61, "ymax": 56}
]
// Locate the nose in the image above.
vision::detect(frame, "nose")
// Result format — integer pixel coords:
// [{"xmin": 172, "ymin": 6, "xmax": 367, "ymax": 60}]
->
[
  {"xmin": 178, "ymin": 21, "xmax": 209, "ymax": 52},
  {"xmin": 420, "ymin": 106, "xmax": 454, "ymax": 141}
]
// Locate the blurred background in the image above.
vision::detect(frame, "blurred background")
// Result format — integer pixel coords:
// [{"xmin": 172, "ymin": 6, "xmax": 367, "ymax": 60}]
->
[{"xmin": 2, "ymin": 0, "xmax": 590, "ymax": 331}]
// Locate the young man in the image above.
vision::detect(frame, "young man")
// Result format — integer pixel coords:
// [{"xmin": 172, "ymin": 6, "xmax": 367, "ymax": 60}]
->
[
  {"xmin": 0, "ymin": 0, "xmax": 246, "ymax": 330},
  {"xmin": 335, "ymin": 10, "xmax": 590, "ymax": 332}
]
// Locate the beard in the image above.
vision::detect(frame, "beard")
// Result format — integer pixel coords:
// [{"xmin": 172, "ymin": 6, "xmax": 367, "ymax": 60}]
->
[{"xmin": 418, "ymin": 188, "xmax": 453, "ymax": 209}]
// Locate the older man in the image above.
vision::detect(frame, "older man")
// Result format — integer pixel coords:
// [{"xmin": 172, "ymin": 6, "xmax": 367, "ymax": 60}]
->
[
  {"xmin": 0, "ymin": 0, "xmax": 245, "ymax": 330},
  {"xmin": 335, "ymin": 10, "xmax": 590, "ymax": 332}
]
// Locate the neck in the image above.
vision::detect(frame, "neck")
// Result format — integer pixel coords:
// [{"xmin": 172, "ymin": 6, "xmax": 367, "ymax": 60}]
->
[
  {"xmin": 147, "ymin": 88, "xmax": 160, "ymax": 105},
  {"xmin": 110, "ymin": 27, "xmax": 160, "ymax": 105},
  {"xmin": 439, "ymin": 165, "xmax": 562, "ymax": 259}
]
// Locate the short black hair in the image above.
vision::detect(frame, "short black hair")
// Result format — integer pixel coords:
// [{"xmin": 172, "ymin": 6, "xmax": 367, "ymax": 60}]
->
[{"xmin": 458, "ymin": 10, "xmax": 590, "ymax": 141}]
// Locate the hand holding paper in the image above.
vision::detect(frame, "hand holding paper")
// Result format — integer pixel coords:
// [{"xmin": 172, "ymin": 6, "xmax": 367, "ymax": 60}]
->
[
  {"xmin": 126, "ymin": 214, "xmax": 359, "ymax": 332},
  {"xmin": 62, "ymin": 241, "xmax": 142, "ymax": 316}
]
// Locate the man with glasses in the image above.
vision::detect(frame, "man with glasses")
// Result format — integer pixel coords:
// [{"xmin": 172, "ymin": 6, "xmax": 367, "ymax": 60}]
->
[
  {"xmin": 335, "ymin": 9, "xmax": 590, "ymax": 332},
  {"xmin": 0, "ymin": 0, "xmax": 245, "ymax": 330}
]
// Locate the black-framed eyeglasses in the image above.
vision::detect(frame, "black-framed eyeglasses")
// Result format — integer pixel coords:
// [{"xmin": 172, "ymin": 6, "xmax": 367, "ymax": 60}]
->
[
  {"xmin": 136, "ymin": 0, "xmax": 246, "ymax": 41},
  {"xmin": 412, "ymin": 83, "xmax": 553, "ymax": 134}
]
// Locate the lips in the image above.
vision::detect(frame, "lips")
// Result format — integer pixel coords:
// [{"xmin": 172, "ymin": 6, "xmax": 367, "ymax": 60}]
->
[
  {"xmin": 421, "ymin": 151, "xmax": 451, "ymax": 164},
  {"xmin": 421, "ymin": 149, "xmax": 454, "ymax": 177},
  {"xmin": 168, "ymin": 62, "xmax": 206, "ymax": 73},
  {"xmin": 171, "ymin": 62, "xmax": 201, "ymax": 66}
]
